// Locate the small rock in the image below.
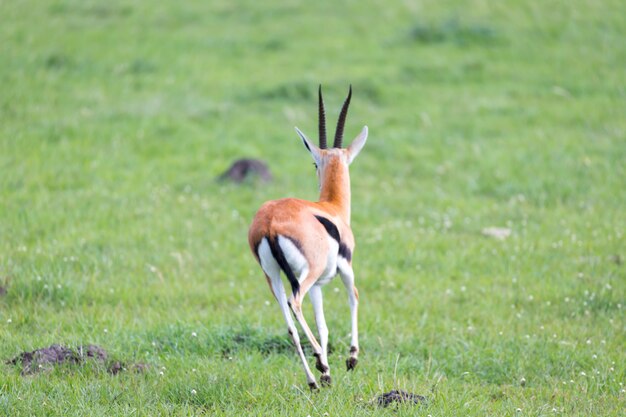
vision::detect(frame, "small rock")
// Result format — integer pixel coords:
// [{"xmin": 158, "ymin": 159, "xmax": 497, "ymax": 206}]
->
[{"xmin": 482, "ymin": 227, "xmax": 511, "ymax": 240}]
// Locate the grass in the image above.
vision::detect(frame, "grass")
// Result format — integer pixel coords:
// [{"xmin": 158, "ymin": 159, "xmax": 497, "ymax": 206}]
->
[{"xmin": 1, "ymin": 0, "xmax": 625, "ymax": 415}]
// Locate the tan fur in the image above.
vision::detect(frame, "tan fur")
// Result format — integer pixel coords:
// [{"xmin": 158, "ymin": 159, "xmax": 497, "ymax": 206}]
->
[{"xmin": 248, "ymin": 152, "xmax": 355, "ymax": 298}]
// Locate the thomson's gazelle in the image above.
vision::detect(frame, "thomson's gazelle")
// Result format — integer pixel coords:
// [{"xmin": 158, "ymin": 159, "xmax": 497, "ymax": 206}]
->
[{"xmin": 248, "ymin": 86, "xmax": 368, "ymax": 389}]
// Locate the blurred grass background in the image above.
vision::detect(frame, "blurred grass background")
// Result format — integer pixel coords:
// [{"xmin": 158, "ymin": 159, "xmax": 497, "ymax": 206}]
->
[{"xmin": 1, "ymin": 0, "xmax": 625, "ymax": 415}]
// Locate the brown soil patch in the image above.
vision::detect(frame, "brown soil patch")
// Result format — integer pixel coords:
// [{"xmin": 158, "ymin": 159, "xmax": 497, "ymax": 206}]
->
[
  {"xmin": 107, "ymin": 360, "xmax": 150, "ymax": 375},
  {"xmin": 376, "ymin": 390, "xmax": 426, "ymax": 407},
  {"xmin": 218, "ymin": 159, "xmax": 272, "ymax": 183},
  {"xmin": 6, "ymin": 344, "xmax": 148, "ymax": 376}
]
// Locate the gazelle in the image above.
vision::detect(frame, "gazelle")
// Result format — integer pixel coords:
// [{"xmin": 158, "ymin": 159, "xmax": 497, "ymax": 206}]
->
[{"xmin": 248, "ymin": 86, "xmax": 368, "ymax": 389}]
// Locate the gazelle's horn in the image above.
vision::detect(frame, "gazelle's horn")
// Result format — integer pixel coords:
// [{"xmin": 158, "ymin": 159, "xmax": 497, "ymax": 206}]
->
[
  {"xmin": 318, "ymin": 85, "xmax": 327, "ymax": 149},
  {"xmin": 333, "ymin": 85, "xmax": 352, "ymax": 148}
]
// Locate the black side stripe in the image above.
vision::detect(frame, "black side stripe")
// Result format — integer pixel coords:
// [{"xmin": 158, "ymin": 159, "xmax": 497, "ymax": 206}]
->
[
  {"xmin": 267, "ymin": 236, "xmax": 300, "ymax": 296},
  {"xmin": 314, "ymin": 215, "xmax": 352, "ymax": 262},
  {"xmin": 315, "ymin": 215, "xmax": 340, "ymax": 242}
]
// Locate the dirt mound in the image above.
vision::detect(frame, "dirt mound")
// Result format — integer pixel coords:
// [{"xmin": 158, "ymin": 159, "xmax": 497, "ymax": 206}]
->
[
  {"xmin": 218, "ymin": 159, "xmax": 272, "ymax": 183},
  {"xmin": 107, "ymin": 361, "xmax": 150, "ymax": 375},
  {"xmin": 376, "ymin": 390, "xmax": 426, "ymax": 407},
  {"xmin": 6, "ymin": 344, "xmax": 147, "ymax": 376},
  {"xmin": 8, "ymin": 344, "xmax": 82, "ymax": 374},
  {"xmin": 79, "ymin": 344, "xmax": 108, "ymax": 361}
]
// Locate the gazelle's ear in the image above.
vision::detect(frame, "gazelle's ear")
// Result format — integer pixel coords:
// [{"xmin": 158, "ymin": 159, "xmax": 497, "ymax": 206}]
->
[
  {"xmin": 295, "ymin": 127, "xmax": 322, "ymax": 165},
  {"xmin": 347, "ymin": 126, "xmax": 368, "ymax": 164}
]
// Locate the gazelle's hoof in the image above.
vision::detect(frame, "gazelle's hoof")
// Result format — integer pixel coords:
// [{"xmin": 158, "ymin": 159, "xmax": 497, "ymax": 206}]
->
[
  {"xmin": 314, "ymin": 354, "xmax": 329, "ymax": 373},
  {"xmin": 308, "ymin": 381, "xmax": 320, "ymax": 391},
  {"xmin": 346, "ymin": 357, "xmax": 358, "ymax": 371},
  {"xmin": 320, "ymin": 374, "xmax": 332, "ymax": 386}
]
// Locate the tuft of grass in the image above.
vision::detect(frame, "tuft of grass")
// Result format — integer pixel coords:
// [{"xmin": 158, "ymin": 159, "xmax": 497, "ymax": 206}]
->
[
  {"xmin": 253, "ymin": 81, "xmax": 316, "ymax": 102},
  {"xmin": 408, "ymin": 17, "xmax": 500, "ymax": 45}
]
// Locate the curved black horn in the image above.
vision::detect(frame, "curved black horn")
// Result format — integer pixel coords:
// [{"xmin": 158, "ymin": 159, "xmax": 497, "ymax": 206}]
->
[
  {"xmin": 318, "ymin": 85, "xmax": 327, "ymax": 149},
  {"xmin": 333, "ymin": 85, "xmax": 352, "ymax": 148}
]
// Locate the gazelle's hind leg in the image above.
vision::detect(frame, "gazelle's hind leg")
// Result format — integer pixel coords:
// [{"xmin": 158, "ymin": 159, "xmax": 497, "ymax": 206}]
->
[
  {"xmin": 308, "ymin": 284, "xmax": 331, "ymax": 385},
  {"xmin": 288, "ymin": 284, "xmax": 327, "ymax": 383},
  {"xmin": 257, "ymin": 239, "xmax": 318, "ymax": 389},
  {"xmin": 271, "ymin": 275, "xmax": 318, "ymax": 388},
  {"xmin": 277, "ymin": 238, "xmax": 326, "ymax": 382},
  {"xmin": 338, "ymin": 259, "xmax": 359, "ymax": 370}
]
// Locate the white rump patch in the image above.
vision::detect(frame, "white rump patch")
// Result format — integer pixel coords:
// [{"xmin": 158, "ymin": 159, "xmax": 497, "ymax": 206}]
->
[
  {"xmin": 257, "ymin": 237, "xmax": 280, "ymax": 279},
  {"xmin": 277, "ymin": 235, "xmax": 309, "ymax": 282}
]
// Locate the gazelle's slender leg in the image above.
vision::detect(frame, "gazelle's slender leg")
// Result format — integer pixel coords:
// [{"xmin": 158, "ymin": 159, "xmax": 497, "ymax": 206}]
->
[
  {"xmin": 338, "ymin": 261, "xmax": 359, "ymax": 370},
  {"xmin": 288, "ymin": 285, "xmax": 324, "ymax": 359},
  {"xmin": 308, "ymin": 284, "xmax": 331, "ymax": 385},
  {"xmin": 267, "ymin": 273, "xmax": 318, "ymax": 389},
  {"xmin": 258, "ymin": 236, "xmax": 318, "ymax": 389}
]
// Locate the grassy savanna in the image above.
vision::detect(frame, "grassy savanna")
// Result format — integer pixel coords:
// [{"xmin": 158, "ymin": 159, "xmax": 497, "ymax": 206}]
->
[{"xmin": 1, "ymin": 0, "xmax": 625, "ymax": 415}]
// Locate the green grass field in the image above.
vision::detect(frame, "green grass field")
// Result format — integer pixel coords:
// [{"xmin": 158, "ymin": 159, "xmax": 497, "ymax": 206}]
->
[{"xmin": 1, "ymin": 0, "xmax": 625, "ymax": 415}]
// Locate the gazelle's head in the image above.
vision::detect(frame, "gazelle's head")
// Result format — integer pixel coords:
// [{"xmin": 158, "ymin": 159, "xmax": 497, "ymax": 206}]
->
[{"xmin": 295, "ymin": 86, "xmax": 368, "ymax": 187}]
